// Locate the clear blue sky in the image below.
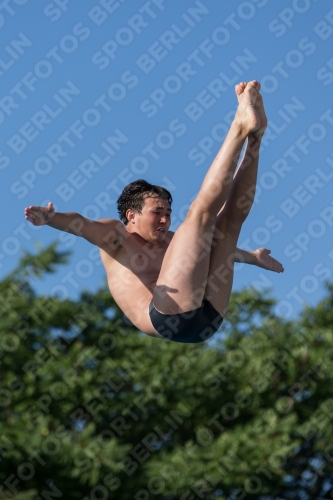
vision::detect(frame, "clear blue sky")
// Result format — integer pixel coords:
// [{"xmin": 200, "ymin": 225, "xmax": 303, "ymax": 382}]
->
[{"xmin": 1, "ymin": 0, "xmax": 333, "ymax": 319}]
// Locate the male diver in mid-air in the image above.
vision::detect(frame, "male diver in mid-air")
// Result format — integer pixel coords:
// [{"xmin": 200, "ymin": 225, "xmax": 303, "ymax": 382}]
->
[{"xmin": 25, "ymin": 81, "xmax": 284, "ymax": 344}]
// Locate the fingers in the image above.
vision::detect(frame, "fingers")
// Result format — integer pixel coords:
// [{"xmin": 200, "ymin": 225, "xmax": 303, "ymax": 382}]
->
[
  {"xmin": 264, "ymin": 254, "xmax": 284, "ymax": 273},
  {"xmin": 25, "ymin": 203, "xmax": 53, "ymax": 211},
  {"xmin": 24, "ymin": 205, "xmax": 46, "ymax": 225},
  {"xmin": 25, "ymin": 207, "xmax": 42, "ymax": 220},
  {"xmin": 26, "ymin": 207, "xmax": 41, "ymax": 213},
  {"xmin": 25, "ymin": 212, "xmax": 38, "ymax": 225},
  {"xmin": 25, "ymin": 208, "xmax": 42, "ymax": 220},
  {"xmin": 271, "ymin": 258, "xmax": 284, "ymax": 273},
  {"xmin": 25, "ymin": 205, "xmax": 41, "ymax": 211}
]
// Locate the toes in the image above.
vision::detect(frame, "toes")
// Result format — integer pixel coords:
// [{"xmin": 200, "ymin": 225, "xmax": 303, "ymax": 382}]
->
[
  {"xmin": 235, "ymin": 85, "xmax": 241, "ymax": 96},
  {"xmin": 235, "ymin": 84, "xmax": 242, "ymax": 96},
  {"xmin": 246, "ymin": 80, "xmax": 260, "ymax": 96},
  {"xmin": 235, "ymin": 82, "xmax": 247, "ymax": 95},
  {"xmin": 235, "ymin": 82, "xmax": 246, "ymax": 97},
  {"xmin": 235, "ymin": 81, "xmax": 260, "ymax": 99}
]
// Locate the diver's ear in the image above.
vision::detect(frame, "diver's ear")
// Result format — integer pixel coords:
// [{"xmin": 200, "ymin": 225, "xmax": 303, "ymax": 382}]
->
[{"xmin": 126, "ymin": 209, "xmax": 135, "ymax": 224}]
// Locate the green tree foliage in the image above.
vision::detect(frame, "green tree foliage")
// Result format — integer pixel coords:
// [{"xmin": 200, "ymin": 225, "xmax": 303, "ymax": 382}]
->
[{"xmin": 0, "ymin": 245, "xmax": 333, "ymax": 499}]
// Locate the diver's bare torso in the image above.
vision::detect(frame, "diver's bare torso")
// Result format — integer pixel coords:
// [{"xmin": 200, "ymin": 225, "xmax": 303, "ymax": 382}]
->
[{"xmin": 99, "ymin": 221, "xmax": 174, "ymax": 337}]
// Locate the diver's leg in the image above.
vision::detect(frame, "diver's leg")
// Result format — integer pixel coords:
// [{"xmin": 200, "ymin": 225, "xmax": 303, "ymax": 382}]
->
[
  {"xmin": 153, "ymin": 81, "xmax": 262, "ymax": 314},
  {"xmin": 204, "ymin": 86, "xmax": 267, "ymax": 316}
]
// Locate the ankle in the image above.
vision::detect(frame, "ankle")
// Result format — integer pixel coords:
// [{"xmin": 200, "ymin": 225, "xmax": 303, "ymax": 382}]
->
[
  {"xmin": 230, "ymin": 119, "xmax": 249, "ymax": 141},
  {"xmin": 248, "ymin": 132, "xmax": 263, "ymax": 144}
]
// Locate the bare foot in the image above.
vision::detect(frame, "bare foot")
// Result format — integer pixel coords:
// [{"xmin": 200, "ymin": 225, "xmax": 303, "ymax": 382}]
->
[
  {"xmin": 251, "ymin": 91, "xmax": 267, "ymax": 139},
  {"xmin": 234, "ymin": 80, "xmax": 262, "ymax": 137},
  {"xmin": 253, "ymin": 248, "xmax": 284, "ymax": 273}
]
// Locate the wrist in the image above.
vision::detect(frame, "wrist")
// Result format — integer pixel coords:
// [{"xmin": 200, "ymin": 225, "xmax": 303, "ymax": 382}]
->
[
  {"xmin": 45, "ymin": 212, "xmax": 55, "ymax": 225},
  {"xmin": 247, "ymin": 250, "xmax": 258, "ymax": 265}
]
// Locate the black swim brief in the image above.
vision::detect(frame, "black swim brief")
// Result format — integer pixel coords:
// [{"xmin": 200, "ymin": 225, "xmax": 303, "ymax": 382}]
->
[{"xmin": 149, "ymin": 299, "xmax": 223, "ymax": 344}]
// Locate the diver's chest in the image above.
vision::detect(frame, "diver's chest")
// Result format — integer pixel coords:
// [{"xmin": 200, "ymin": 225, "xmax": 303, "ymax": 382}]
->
[{"xmin": 128, "ymin": 247, "xmax": 166, "ymax": 274}]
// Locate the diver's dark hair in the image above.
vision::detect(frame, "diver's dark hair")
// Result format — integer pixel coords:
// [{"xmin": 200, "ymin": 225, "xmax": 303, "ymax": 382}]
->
[{"xmin": 117, "ymin": 179, "xmax": 173, "ymax": 225}]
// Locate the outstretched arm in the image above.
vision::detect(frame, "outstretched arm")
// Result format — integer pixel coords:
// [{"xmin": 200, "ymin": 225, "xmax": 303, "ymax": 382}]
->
[
  {"xmin": 24, "ymin": 202, "xmax": 117, "ymax": 247},
  {"xmin": 234, "ymin": 247, "xmax": 284, "ymax": 273}
]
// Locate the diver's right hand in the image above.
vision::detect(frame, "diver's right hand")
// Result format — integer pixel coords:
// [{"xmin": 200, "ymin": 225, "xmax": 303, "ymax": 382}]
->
[{"xmin": 24, "ymin": 202, "xmax": 55, "ymax": 226}]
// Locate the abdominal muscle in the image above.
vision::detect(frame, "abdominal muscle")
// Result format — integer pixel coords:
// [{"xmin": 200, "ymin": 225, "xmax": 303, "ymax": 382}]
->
[
  {"xmin": 100, "ymin": 247, "xmax": 166, "ymax": 337},
  {"xmin": 111, "ymin": 272, "xmax": 160, "ymax": 335}
]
